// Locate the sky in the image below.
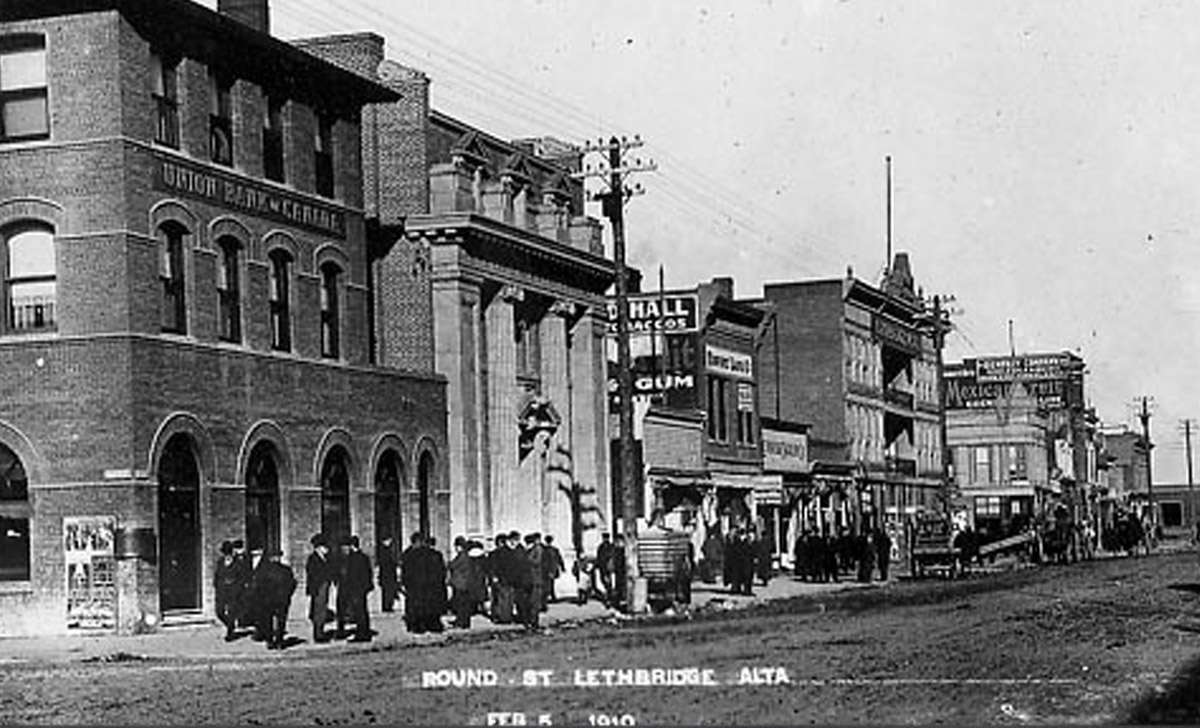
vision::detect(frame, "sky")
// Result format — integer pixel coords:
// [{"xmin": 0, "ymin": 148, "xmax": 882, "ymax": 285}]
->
[{"xmin": 202, "ymin": 0, "xmax": 1200, "ymax": 482}]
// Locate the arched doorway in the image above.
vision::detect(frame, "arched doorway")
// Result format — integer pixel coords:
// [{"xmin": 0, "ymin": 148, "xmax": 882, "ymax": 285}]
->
[
  {"xmin": 320, "ymin": 446, "xmax": 351, "ymax": 542},
  {"xmin": 417, "ymin": 451, "xmax": 434, "ymax": 538},
  {"xmin": 245, "ymin": 441, "xmax": 281, "ymax": 552},
  {"xmin": 158, "ymin": 434, "xmax": 200, "ymax": 611},
  {"xmin": 374, "ymin": 450, "xmax": 402, "ymax": 548}
]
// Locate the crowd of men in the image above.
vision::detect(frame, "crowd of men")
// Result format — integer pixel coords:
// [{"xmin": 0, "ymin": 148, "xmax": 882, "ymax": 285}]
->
[
  {"xmin": 791, "ymin": 528, "xmax": 893, "ymax": 584},
  {"xmin": 212, "ymin": 530, "xmax": 569, "ymax": 650}
]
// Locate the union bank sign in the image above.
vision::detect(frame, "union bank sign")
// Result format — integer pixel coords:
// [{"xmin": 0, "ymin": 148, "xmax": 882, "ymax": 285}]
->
[{"xmin": 153, "ymin": 155, "xmax": 347, "ymax": 239}]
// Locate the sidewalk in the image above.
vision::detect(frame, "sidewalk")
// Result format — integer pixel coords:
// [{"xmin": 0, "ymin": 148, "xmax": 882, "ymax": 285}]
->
[{"xmin": 0, "ymin": 575, "xmax": 870, "ymax": 665}]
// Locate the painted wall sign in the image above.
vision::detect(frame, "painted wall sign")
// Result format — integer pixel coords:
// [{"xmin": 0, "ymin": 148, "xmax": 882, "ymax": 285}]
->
[
  {"xmin": 606, "ymin": 293, "xmax": 699, "ymax": 335},
  {"xmin": 763, "ymin": 427, "xmax": 809, "ymax": 473},
  {"xmin": 154, "ymin": 155, "xmax": 347, "ymax": 238},
  {"xmin": 872, "ymin": 315, "xmax": 922, "ymax": 354},
  {"xmin": 705, "ymin": 345, "xmax": 753, "ymax": 379}
]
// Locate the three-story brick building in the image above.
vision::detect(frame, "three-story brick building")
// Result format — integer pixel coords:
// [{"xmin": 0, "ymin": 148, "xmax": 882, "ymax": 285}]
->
[{"xmin": 0, "ymin": 0, "xmax": 448, "ymax": 635}]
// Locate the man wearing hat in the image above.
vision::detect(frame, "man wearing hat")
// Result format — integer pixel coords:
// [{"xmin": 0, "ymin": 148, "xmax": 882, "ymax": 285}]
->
[
  {"xmin": 253, "ymin": 548, "xmax": 296, "ymax": 650},
  {"xmin": 336, "ymin": 535, "xmax": 374, "ymax": 642},
  {"xmin": 305, "ymin": 534, "xmax": 334, "ymax": 643},
  {"xmin": 213, "ymin": 540, "xmax": 246, "ymax": 641}
]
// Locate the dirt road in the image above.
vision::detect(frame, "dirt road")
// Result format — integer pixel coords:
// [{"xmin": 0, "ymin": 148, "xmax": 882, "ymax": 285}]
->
[{"xmin": 4, "ymin": 552, "xmax": 1200, "ymax": 725}]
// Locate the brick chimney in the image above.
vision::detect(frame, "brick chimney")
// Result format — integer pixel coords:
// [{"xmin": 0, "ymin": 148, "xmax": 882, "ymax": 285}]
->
[{"xmin": 218, "ymin": 0, "xmax": 270, "ymax": 35}]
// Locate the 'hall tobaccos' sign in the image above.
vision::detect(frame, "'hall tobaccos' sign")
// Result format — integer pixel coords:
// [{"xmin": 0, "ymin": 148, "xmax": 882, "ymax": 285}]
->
[
  {"xmin": 606, "ymin": 293, "xmax": 699, "ymax": 336},
  {"xmin": 154, "ymin": 156, "xmax": 347, "ymax": 239}
]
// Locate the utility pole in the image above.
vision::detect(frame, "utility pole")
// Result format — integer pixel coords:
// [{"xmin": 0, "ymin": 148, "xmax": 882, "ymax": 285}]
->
[
  {"xmin": 577, "ymin": 135, "xmax": 655, "ymax": 613},
  {"xmin": 1137, "ymin": 396, "xmax": 1156, "ymax": 538},
  {"xmin": 922, "ymin": 294, "xmax": 955, "ymax": 513},
  {"xmin": 1182, "ymin": 418, "xmax": 1196, "ymax": 534}
]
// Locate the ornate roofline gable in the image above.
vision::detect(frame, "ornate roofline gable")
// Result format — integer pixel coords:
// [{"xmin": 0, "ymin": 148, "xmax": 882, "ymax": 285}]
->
[
  {"xmin": 451, "ymin": 130, "xmax": 489, "ymax": 169},
  {"xmin": 501, "ymin": 151, "xmax": 535, "ymax": 185}
]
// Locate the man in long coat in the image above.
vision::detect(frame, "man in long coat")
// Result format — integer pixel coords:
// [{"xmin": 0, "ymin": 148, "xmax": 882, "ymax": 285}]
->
[
  {"xmin": 487, "ymin": 534, "xmax": 516, "ymax": 624},
  {"xmin": 251, "ymin": 548, "xmax": 296, "ymax": 650},
  {"xmin": 448, "ymin": 536, "xmax": 487, "ymax": 628},
  {"xmin": 377, "ymin": 536, "xmax": 399, "ymax": 613},
  {"xmin": 305, "ymin": 534, "xmax": 334, "ymax": 643},
  {"xmin": 541, "ymin": 535, "xmax": 565, "ymax": 607},
  {"xmin": 214, "ymin": 540, "xmax": 247, "ymax": 641},
  {"xmin": 400, "ymin": 532, "xmax": 447, "ymax": 633},
  {"xmin": 337, "ymin": 535, "xmax": 374, "ymax": 642}
]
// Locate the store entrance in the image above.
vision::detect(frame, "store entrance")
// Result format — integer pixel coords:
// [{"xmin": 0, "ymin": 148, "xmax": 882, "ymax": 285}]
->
[{"xmin": 158, "ymin": 434, "xmax": 201, "ymax": 612}]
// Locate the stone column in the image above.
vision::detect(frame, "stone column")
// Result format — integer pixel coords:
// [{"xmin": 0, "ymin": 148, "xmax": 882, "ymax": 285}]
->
[
  {"xmin": 486, "ymin": 285, "xmax": 522, "ymax": 534},
  {"xmin": 433, "ymin": 277, "xmax": 485, "ymax": 538},
  {"xmin": 568, "ymin": 306, "xmax": 611, "ymax": 561},
  {"xmin": 542, "ymin": 301, "xmax": 575, "ymax": 548}
]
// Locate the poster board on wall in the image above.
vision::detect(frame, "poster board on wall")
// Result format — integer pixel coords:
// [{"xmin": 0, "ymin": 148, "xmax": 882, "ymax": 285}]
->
[{"xmin": 64, "ymin": 516, "xmax": 117, "ymax": 629}]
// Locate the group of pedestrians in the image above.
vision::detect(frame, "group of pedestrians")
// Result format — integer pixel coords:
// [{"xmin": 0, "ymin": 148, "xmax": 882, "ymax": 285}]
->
[
  {"xmin": 212, "ymin": 539, "xmax": 296, "ymax": 650},
  {"xmin": 694, "ymin": 526, "xmax": 775, "ymax": 596},
  {"xmin": 793, "ymin": 528, "xmax": 892, "ymax": 584}
]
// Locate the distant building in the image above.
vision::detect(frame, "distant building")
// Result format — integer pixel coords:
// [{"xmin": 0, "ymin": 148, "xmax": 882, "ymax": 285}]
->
[
  {"xmin": 753, "ymin": 254, "xmax": 945, "ymax": 539},
  {"xmin": 945, "ymin": 351, "xmax": 1100, "ymax": 540}
]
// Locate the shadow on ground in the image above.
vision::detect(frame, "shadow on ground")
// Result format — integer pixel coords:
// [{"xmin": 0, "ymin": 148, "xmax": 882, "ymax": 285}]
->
[{"xmin": 1126, "ymin": 652, "xmax": 1200, "ymax": 724}]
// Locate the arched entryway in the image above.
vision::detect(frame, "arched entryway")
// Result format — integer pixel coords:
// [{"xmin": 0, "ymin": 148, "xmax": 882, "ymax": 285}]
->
[
  {"xmin": 158, "ymin": 433, "xmax": 201, "ymax": 611},
  {"xmin": 245, "ymin": 441, "xmax": 281, "ymax": 552},
  {"xmin": 374, "ymin": 449, "xmax": 403, "ymax": 548},
  {"xmin": 417, "ymin": 450, "xmax": 434, "ymax": 538},
  {"xmin": 320, "ymin": 446, "xmax": 351, "ymax": 542}
]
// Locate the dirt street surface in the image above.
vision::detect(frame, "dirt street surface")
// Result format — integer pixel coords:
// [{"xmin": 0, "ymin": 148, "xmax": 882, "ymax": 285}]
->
[{"xmin": 4, "ymin": 552, "xmax": 1200, "ymax": 726}]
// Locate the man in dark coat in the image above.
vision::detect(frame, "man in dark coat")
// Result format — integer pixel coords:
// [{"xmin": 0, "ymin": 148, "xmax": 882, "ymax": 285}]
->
[
  {"xmin": 244, "ymin": 545, "xmax": 268, "ymax": 641},
  {"xmin": 487, "ymin": 534, "xmax": 516, "ymax": 624},
  {"xmin": 252, "ymin": 548, "xmax": 296, "ymax": 650},
  {"xmin": 305, "ymin": 534, "xmax": 334, "ymax": 643},
  {"xmin": 595, "ymin": 533, "xmax": 616, "ymax": 604},
  {"xmin": 377, "ymin": 536, "xmax": 399, "ymax": 613},
  {"xmin": 400, "ymin": 532, "xmax": 447, "ymax": 633},
  {"xmin": 873, "ymin": 528, "xmax": 893, "ymax": 581},
  {"xmin": 214, "ymin": 540, "xmax": 246, "ymax": 641},
  {"xmin": 337, "ymin": 535, "xmax": 374, "ymax": 642},
  {"xmin": 542, "ymin": 535, "xmax": 565, "ymax": 607},
  {"xmin": 522, "ymin": 534, "xmax": 544, "ymax": 628},
  {"xmin": 448, "ymin": 536, "xmax": 487, "ymax": 628}
]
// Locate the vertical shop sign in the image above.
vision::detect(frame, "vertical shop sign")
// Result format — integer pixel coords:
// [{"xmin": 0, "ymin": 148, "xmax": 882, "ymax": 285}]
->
[{"xmin": 64, "ymin": 516, "xmax": 117, "ymax": 629}]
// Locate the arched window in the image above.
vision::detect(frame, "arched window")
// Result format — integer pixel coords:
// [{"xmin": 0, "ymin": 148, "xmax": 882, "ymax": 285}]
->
[
  {"xmin": 0, "ymin": 442, "xmax": 30, "ymax": 581},
  {"xmin": 320, "ymin": 446, "xmax": 350, "ymax": 542},
  {"xmin": 417, "ymin": 451, "xmax": 434, "ymax": 538},
  {"xmin": 157, "ymin": 434, "xmax": 200, "ymax": 611},
  {"xmin": 319, "ymin": 262, "xmax": 340, "ymax": 359},
  {"xmin": 216, "ymin": 236, "xmax": 241, "ymax": 343},
  {"xmin": 245, "ymin": 441, "xmax": 281, "ymax": 552},
  {"xmin": 268, "ymin": 249, "xmax": 291, "ymax": 352},
  {"xmin": 373, "ymin": 450, "xmax": 403, "ymax": 550},
  {"xmin": 159, "ymin": 222, "xmax": 187, "ymax": 334},
  {"xmin": 4, "ymin": 223, "xmax": 55, "ymax": 333}
]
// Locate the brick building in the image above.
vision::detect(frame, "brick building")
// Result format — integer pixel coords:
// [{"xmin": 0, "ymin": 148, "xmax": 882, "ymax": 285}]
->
[
  {"xmin": 753, "ymin": 254, "xmax": 945, "ymax": 540},
  {"xmin": 618, "ymin": 277, "xmax": 771, "ymax": 560},
  {"xmin": 0, "ymin": 0, "xmax": 448, "ymax": 635},
  {"xmin": 297, "ymin": 36, "xmax": 616, "ymax": 570}
]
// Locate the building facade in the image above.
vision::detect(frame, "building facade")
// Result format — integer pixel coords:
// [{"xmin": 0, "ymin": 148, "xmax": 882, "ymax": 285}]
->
[
  {"xmin": 615, "ymin": 277, "xmax": 770, "ymax": 557},
  {"xmin": 945, "ymin": 351, "xmax": 1098, "ymax": 544},
  {"xmin": 0, "ymin": 0, "xmax": 448, "ymax": 635},
  {"xmin": 298, "ymin": 35, "xmax": 616, "ymax": 568},
  {"xmin": 754, "ymin": 254, "xmax": 945, "ymax": 540}
]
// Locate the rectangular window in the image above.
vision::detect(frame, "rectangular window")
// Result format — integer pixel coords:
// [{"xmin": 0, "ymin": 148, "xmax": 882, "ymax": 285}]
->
[
  {"xmin": 320, "ymin": 264, "xmax": 340, "ymax": 359},
  {"xmin": 736, "ymin": 382, "xmax": 755, "ymax": 446},
  {"xmin": 706, "ymin": 376, "xmax": 728, "ymax": 442},
  {"xmin": 314, "ymin": 114, "xmax": 334, "ymax": 197},
  {"xmin": 209, "ymin": 72, "xmax": 233, "ymax": 166},
  {"xmin": 269, "ymin": 251, "xmax": 291, "ymax": 352},
  {"xmin": 0, "ymin": 38, "xmax": 49, "ymax": 143},
  {"xmin": 151, "ymin": 53, "xmax": 179, "ymax": 148},
  {"xmin": 1008, "ymin": 444, "xmax": 1027, "ymax": 481},
  {"xmin": 973, "ymin": 446, "xmax": 991, "ymax": 483},
  {"xmin": 160, "ymin": 226, "xmax": 187, "ymax": 334},
  {"xmin": 216, "ymin": 239, "xmax": 240, "ymax": 343},
  {"xmin": 263, "ymin": 95, "xmax": 285, "ymax": 182},
  {"xmin": 974, "ymin": 496, "xmax": 1001, "ymax": 519}
]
